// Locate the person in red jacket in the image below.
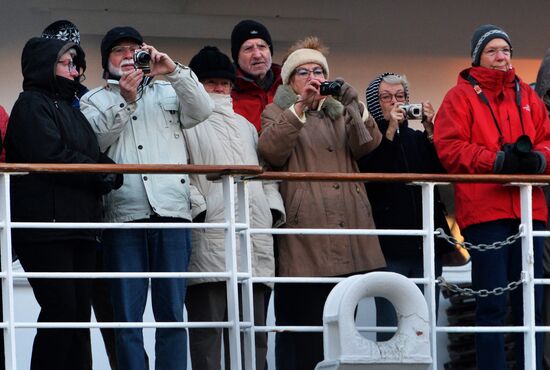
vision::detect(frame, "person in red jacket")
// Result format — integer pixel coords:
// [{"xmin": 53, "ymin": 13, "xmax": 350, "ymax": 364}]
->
[
  {"xmin": 230, "ymin": 19, "xmax": 282, "ymax": 132},
  {"xmin": 0, "ymin": 105, "xmax": 7, "ymax": 162},
  {"xmin": 434, "ymin": 24, "xmax": 550, "ymax": 370}
]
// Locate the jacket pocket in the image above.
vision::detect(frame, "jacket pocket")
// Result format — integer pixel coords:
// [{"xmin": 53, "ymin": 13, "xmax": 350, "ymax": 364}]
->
[{"xmin": 159, "ymin": 98, "xmax": 180, "ymax": 128}]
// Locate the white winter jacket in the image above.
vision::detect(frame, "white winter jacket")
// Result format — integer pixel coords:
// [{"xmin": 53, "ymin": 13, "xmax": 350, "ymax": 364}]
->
[
  {"xmin": 80, "ymin": 64, "xmax": 214, "ymax": 222},
  {"xmin": 183, "ymin": 93, "xmax": 285, "ymax": 285}
]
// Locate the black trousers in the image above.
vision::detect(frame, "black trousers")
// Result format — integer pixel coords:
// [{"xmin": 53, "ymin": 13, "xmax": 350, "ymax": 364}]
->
[
  {"xmin": 15, "ymin": 239, "xmax": 95, "ymax": 370},
  {"xmin": 274, "ymin": 282, "xmax": 336, "ymax": 370}
]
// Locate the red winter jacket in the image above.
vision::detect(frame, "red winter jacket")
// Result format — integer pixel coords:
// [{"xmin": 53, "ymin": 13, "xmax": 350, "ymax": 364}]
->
[
  {"xmin": 0, "ymin": 105, "xmax": 8, "ymax": 162},
  {"xmin": 434, "ymin": 66, "xmax": 550, "ymax": 229},
  {"xmin": 231, "ymin": 65, "xmax": 282, "ymax": 132}
]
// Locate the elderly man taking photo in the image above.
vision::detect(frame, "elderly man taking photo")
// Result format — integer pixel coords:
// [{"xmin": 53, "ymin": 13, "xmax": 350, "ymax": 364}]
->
[{"xmin": 80, "ymin": 26, "xmax": 213, "ymax": 370}]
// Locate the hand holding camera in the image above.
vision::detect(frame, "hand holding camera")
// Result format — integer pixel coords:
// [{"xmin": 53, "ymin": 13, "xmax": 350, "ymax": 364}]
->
[{"xmin": 138, "ymin": 43, "xmax": 177, "ymax": 76}]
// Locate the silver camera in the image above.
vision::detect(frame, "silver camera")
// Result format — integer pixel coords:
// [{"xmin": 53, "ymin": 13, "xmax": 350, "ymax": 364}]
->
[
  {"xmin": 133, "ymin": 49, "xmax": 151, "ymax": 74},
  {"xmin": 399, "ymin": 103, "xmax": 423, "ymax": 120}
]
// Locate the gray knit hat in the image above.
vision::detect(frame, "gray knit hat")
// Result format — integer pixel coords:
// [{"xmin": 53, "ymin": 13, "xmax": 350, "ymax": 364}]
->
[{"xmin": 471, "ymin": 24, "xmax": 512, "ymax": 66}]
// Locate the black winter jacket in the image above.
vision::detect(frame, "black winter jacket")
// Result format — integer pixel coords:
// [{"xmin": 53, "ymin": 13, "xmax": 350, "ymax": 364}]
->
[
  {"xmin": 357, "ymin": 120, "xmax": 453, "ymax": 258},
  {"xmin": 5, "ymin": 37, "xmax": 114, "ymax": 244}
]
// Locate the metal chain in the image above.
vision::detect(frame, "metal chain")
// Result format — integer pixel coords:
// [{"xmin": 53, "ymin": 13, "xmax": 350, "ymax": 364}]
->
[
  {"xmin": 435, "ymin": 226, "xmax": 523, "ymax": 252},
  {"xmin": 437, "ymin": 276, "xmax": 524, "ymax": 297}
]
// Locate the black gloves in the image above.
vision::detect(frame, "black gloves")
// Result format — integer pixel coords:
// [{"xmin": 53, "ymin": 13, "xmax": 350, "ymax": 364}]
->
[
  {"xmin": 493, "ymin": 149, "xmax": 520, "ymax": 174},
  {"xmin": 94, "ymin": 153, "xmax": 124, "ymax": 195},
  {"xmin": 493, "ymin": 148, "xmax": 546, "ymax": 174},
  {"xmin": 519, "ymin": 151, "xmax": 546, "ymax": 174},
  {"xmin": 193, "ymin": 211, "xmax": 206, "ymax": 223}
]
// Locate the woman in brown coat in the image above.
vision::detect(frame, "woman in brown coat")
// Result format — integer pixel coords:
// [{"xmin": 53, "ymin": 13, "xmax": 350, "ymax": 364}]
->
[{"xmin": 258, "ymin": 36, "xmax": 385, "ymax": 370}]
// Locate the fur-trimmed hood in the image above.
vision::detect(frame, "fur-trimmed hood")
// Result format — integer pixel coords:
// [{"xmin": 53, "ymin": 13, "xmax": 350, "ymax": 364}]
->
[{"xmin": 273, "ymin": 84, "xmax": 344, "ymax": 120}]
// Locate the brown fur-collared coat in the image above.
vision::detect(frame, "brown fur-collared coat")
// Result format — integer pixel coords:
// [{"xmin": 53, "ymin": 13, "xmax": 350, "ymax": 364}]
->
[{"xmin": 258, "ymin": 84, "xmax": 385, "ymax": 277}]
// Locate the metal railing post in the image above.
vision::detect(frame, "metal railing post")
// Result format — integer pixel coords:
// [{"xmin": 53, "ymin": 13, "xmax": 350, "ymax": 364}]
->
[
  {"xmin": 236, "ymin": 180, "xmax": 256, "ymax": 369},
  {"xmin": 420, "ymin": 182, "xmax": 437, "ymax": 370},
  {"xmin": 0, "ymin": 174, "xmax": 16, "ymax": 369},
  {"xmin": 519, "ymin": 184, "xmax": 536, "ymax": 370},
  {"xmin": 222, "ymin": 174, "xmax": 242, "ymax": 370}
]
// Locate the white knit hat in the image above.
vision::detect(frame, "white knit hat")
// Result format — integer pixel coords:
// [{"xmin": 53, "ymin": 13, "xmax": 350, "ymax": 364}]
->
[{"xmin": 281, "ymin": 48, "xmax": 329, "ymax": 85}]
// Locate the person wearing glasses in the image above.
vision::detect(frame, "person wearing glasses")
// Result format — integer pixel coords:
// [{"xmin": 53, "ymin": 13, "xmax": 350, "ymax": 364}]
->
[
  {"xmin": 358, "ymin": 72, "xmax": 455, "ymax": 340},
  {"xmin": 4, "ymin": 37, "xmax": 122, "ymax": 370},
  {"xmin": 434, "ymin": 24, "xmax": 550, "ymax": 370},
  {"xmin": 80, "ymin": 27, "xmax": 213, "ymax": 370},
  {"xmin": 41, "ymin": 20, "xmax": 88, "ymax": 108},
  {"xmin": 42, "ymin": 19, "xmax": 122, "ymax": 370},
  {"xmin": 230, "ymin": 19, "xmax": 281, "ymax": 132},
  {"xmin": 258, "ymin": 36, "xmax": 384, "ymax": 370}
]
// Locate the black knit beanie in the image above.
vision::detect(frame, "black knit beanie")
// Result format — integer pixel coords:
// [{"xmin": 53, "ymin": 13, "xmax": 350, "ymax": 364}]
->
[
  {"xmin": 41, "ymin": 20, "xmax": 86, "ymax": 72},
  {"xmin": 230, "ymin": 20, "xmax": 273, "ymax": 64},
  {"xmin": 42, "ymin": 20, "xmax": 81, "ymax": 45},
  {"xmin": 100, "ymin": 26, "xmax": 143, "ymax": 73},
  {"xmin": 189, "ymin": 46, "xmax": 236, "ymax": 82},
  {"xmin": 471, "ymin": 24, "xmax": 512, "ymax": 66}
]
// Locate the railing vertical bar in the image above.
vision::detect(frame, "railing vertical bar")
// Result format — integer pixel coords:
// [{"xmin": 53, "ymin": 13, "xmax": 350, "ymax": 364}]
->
[
  {"xmin": 223, "ymin": 175, "xmax": 242, "ymax": 370},
  {"xmin": 421, "ymin": 182, "xmax": 437, "ymax": 370},
  {"xmin": 237, "ymin": 180, "xmax": 256, "ymax": 369},
  {"xmin": 0, "ymin": 174, "xmax": 16, "ymax": 370},
  {"xmin": 519, "ymin": 184, "xmax": 536, "ymax": 370}
]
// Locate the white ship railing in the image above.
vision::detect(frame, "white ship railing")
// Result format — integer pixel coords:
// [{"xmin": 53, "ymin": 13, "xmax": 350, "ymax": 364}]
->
[{"xmin": 0, "ymin": 164, "xmax": 548, "ymax": 369}]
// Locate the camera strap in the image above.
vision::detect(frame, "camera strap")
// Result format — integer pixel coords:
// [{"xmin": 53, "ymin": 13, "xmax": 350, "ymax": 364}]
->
[{"xmin": 466, "ymin": 74, "xmax": 525, "ymax": 146}]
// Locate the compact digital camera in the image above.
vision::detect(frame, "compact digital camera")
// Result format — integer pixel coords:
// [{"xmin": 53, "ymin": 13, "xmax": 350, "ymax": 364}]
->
[
  {"xmin": 133, "ymin": 50, "xmax": 151, "ymax": 74},
  {"xmin": 319, "ymin": 80, "xmax": 343, "ymax": 96},
  {"xmin": 399, "ymin": 104, "xmax": 423, "ymax": 120}
]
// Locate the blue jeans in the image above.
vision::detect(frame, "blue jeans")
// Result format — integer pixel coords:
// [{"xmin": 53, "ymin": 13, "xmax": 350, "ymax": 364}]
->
[
  {"xmin": 103, "ymin": 220, "xmax": 191, "ymax": 370},
  {"xmin": 463, "ymin": 219, "xmax": 544, "ymax": 370},
  {"xmin": 375, "ymin": 254, "xmax": 442, "ymax": 341}
]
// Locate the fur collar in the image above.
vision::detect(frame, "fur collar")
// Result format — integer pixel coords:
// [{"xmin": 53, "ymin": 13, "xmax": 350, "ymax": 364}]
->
[{"xmin": 273, "ymin": 85, "xmax": 344, "ymax": 120}]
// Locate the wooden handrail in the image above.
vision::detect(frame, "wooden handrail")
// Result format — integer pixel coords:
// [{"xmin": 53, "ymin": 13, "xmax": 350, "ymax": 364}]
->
[
  {"xmin": 0, "ymin": 163, "xmax": 549, "ymax": 184},
  {"xmin": 0, "ymin": 163, "xmax": 263, "ymax": 176},
  {"xmin": 256, "ymin": 171, "xmax": 550, "ymax": 184}
]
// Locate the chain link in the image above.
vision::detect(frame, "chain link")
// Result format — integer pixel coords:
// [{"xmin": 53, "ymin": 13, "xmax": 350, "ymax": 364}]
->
[
  {"xmin": 437, "ymin": 276, "xmax": 524, "ymax": 297},
  {"xmin": 435, "ymin": 226, "xmax": 523, "ymax": 252}
]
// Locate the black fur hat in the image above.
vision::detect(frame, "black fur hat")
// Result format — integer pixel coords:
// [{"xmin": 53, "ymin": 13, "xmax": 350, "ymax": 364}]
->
[{"xmin": 189, "ymin": 46, "xmax": 236, "ymax": 82}]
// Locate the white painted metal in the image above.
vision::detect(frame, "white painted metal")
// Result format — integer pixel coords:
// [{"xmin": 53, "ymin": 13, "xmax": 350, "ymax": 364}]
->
[
  {"xmin": 315, "ymin": 271, "xmax": 431, "ymax": 370},
  {"xmin": 0, "ymin": 171, "xmax": 543, "ymax": 370},
  {"xmin": 519, "ymin": 184, "xmax": 536, "ymax": 370},
  {"xmin": 420, "ymin": 183, "xmax": 437, "ymax": 370},
  {"xmin": 222, "ymin": 175, "xmax": 242, "ymax": 370},
  {"xmin": 237, "ymin": 180, "xmax": 256, "ymax": 369},
  {"xmin": 0, "ymin": 174, "xmax": 16, "ymax": 370}
]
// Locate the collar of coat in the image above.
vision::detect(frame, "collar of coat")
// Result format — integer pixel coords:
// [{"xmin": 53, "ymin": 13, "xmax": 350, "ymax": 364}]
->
[{"xmin": 273, "ymin": 84, "xmax": 344, "ymax": 120}]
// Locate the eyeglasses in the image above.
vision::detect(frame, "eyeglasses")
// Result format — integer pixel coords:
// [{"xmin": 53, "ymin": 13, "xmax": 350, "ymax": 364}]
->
[
  {"xmin": 379, "ymin": 92, "xmax": 406, "ymax": 103},
  {"xmin": 483, "ymin": 47, "xmax": 512, "ymax": 57},
  {"xmin": 57, "ymin": 59, "xmax": 77, "ymax": 73},
  {"xmin": 111, "ymin": 45, "xmax": 141, "ymax": 55},
  {"xmin": 294, "ymin": 67, "xmax": 324, "ymax": 79}
]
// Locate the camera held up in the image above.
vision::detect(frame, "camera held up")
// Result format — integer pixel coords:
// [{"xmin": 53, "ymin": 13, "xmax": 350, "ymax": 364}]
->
[
  {"xmin": 320, "ymin": 80, "xmax": 343, "ymax": 96},
  {"xmin": 399, "ymin": 104, "xmax": 423, "ymax": 120},
  {"xmin": 133, "ymin": 49, "xmax": 151, "ymax": 74}
]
